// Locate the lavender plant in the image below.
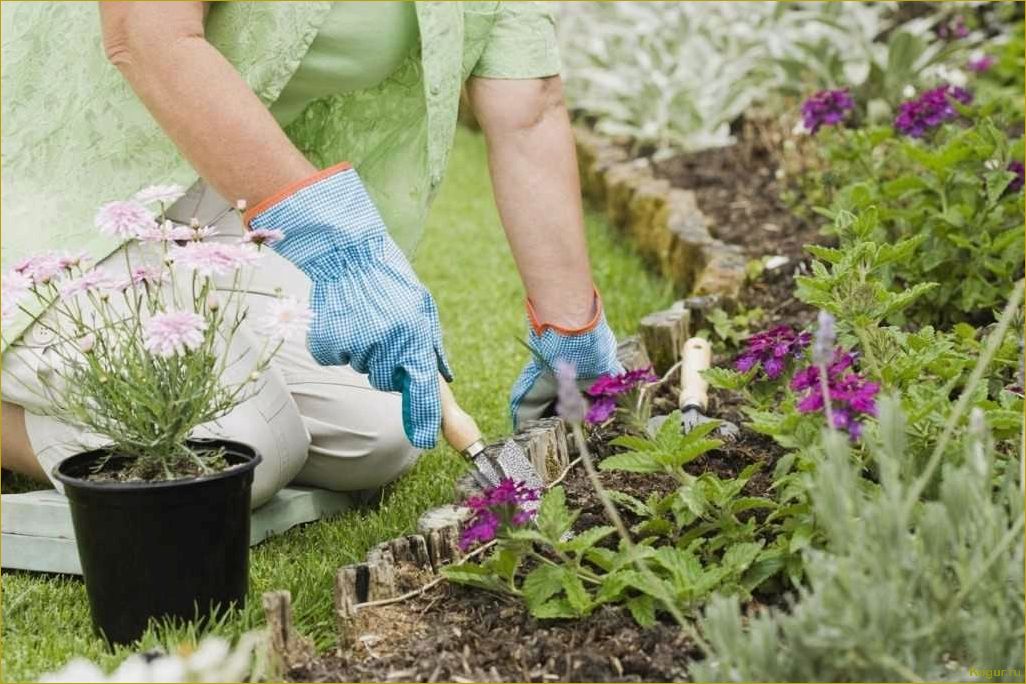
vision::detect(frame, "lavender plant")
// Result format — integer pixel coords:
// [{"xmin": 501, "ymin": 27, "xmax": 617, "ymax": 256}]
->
[{"xmin": 0, "ymin": 188, "xmax": 309, "ymax": 480}]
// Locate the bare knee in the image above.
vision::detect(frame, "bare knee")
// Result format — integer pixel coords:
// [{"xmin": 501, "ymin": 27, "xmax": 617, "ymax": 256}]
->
[{"xmin": 1, "ymin": 402, "xmax": 48, "ymax": 482}]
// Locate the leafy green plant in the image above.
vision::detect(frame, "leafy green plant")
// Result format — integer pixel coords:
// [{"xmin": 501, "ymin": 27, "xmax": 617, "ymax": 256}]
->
[
  {"xmin": 702, "ymin": 306, "xmax": 765, "ymax": 352},
  {"xmin": 445, "ymin": 412, "xmax": 784, "ymax": 624},
  {"xmin": 812, "ymin": 118, "xmax": 1024, "ymax": 325},
  {"xmin": 693, "ymin": 396, "xmax": 1024, "ymax": 682}
]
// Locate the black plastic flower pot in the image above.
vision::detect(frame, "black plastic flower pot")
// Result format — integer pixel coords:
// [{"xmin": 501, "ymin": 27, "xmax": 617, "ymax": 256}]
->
[{"xmin": 53, "ymin": 439, "xmax": 261, "ymax": 646}]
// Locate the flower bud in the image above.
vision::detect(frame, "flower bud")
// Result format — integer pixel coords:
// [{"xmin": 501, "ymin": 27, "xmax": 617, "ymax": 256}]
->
[
  {"xmin": 812, "ymin": 310, "xmax": 836, "ymax": 366},
  {"xmin": 78, "ymin": 333, "xmax": 96, "ymax": 353},
  {"xmin": 189, "ymin": 217, "xmax": 200, "ymax": 228},
  {"xmin": 249, "ymin": 371, "xmax": 261, "ymax": 382},
  {"xmin": 206, "ymin": 293, "xmax": 220, "ymax": 311},
  {"xmin": 235, "ymin": 199, "xmax": 247, "ymax": 211}
]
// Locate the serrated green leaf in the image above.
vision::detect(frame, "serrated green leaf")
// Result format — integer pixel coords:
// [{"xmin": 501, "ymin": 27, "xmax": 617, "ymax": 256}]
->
[
  {"xmin": 521, "ymin": 564, "xmax": 565, "ymax": 609},
  {"xmin": 537, "ymin": 486, "xmax": 575, "ymax": 541},
  {"xmin": 626, "ymin": 595, "xmax": 657, "ymax": 627},
  {"xmin": 722, "ymin": 541, "xmax": 764, "ymax": 572},
  {"xmin": 530, "ymin": 597, "xmax": 577, "ymax": 620},
  {"xmin": 563, "ymin": 525, "xmax": 617, "ymax": 554},
  {"xmin": 442, "ymin": 562, "xmax": 510, "ymax": 594},
  {"xmin": 606, "ymin": 490, "xmax": 652, "ymax": 517},
  {"xmin": 599, "ymin": 451, "xmax": 664, "ymax": 474},
  {"xmin": 561, "ymin": 572, "xmax": 592, "ymax": 614}
]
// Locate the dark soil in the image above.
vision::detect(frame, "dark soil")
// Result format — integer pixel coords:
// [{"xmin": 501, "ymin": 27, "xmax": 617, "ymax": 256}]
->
[
  {"xmin": 289, "ymin": 124, "xmax": 807, "ymax": 684},
  {"xmin": 291, "ymin": 588, "xmax": 696, "ymax": 683},
  {"xmin": 652, "ymin": 131, "xmax": 824, "ymax": 332}
]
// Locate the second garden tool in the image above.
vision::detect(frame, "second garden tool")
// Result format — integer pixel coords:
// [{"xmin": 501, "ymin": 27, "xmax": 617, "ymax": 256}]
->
[
  {"xmin": 647, "ymin": 337, "xmax": 740, "ymax": 439},
  {"xmin": 438, "ymin": 375, "xmax": 545, "ymax": 491}
]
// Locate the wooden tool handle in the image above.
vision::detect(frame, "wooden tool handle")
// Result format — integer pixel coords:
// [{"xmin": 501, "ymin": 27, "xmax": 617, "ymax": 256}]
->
[
  {"xmin": 679, "ymin": 337, "xmax": 711, "ymax": 411},
  {"xmin": 438, "ymin": 374, "xmax": 485, "ymax": 458}
]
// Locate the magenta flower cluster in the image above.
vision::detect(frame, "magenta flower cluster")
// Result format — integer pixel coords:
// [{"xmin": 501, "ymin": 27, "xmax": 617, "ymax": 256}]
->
[
  {"xmin": 790, "ymin": 350, "xmax": 879, "ymax": 439},
  {"xmin": 894, "ymin": 84, "xmax": 972, "ymax": 138},
  {"xmin": 800, "ymin": 89, "xmax": 855, "ymax": 134},
  {"xmin": 735, "ymin": 325, "xmax": 812, "ymax": 380},
  {"xmin": 584, "ymin": 367, "xmax": 658, "ymax": 424},
  {"xmin": 458, "ymin": 478, "xmax": 540, "ymax": 551},
  {"xmin": 967, "ymin": 54, "xmax": 997, "ymax": 73}
]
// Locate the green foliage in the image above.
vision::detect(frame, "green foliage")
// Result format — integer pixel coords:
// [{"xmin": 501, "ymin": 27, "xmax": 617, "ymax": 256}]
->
[
  {"xmin": 702, "ymin": 307, "xmax": 765, "ymax": 352},
  {"xmin": 693, "ymin": 399, "xmax": 1025, "ymax": 682},
  {"xmin": 812, "ymin": 118, "xmax": 1024, "ymax": 326}
]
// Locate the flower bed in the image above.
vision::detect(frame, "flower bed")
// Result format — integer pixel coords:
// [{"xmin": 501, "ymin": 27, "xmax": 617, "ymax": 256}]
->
[{"xmin": 277, "ymin": 7, "xmax": 1024, "ymax": 683}]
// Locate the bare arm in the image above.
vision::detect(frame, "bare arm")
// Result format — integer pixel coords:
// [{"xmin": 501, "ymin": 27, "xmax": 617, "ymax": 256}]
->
[
  {"xmin": 466, "ymin": 76, "xmax": 595, "ymax": 330},
  {"xmin": 99, "ymin": 1, "xmax": 315, "ymax": 206}
]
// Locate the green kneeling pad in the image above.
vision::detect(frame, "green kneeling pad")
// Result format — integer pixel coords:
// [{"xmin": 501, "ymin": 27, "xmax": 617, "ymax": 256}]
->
[{"xmin": 1, "ymin": 487, "xmax": 353, "ymax": 575}]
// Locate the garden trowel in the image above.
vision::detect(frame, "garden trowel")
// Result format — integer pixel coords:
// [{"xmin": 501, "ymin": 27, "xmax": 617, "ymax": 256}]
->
[
  {"xmin": 647, "ymin": 337, "xmax": 740, "ymax": 439},
  {"xmin": 438, "ymin": 375, "xmax": 545, "ymax": 492}
]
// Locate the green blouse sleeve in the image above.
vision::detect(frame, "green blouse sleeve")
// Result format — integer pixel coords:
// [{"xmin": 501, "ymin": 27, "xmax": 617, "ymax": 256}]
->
[{"xmin": 471, "ymin": 2, "xmax": 561, "ymax": 79}]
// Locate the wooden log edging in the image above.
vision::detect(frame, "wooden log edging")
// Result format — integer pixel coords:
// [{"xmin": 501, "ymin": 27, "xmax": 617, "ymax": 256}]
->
[
  {"xmin": 324, "ymin": 415, "xmax": 572, "ymax": 645},
  {"xmin": 574, "ymin": 125, "xmax": 747, "ymax": 305}
]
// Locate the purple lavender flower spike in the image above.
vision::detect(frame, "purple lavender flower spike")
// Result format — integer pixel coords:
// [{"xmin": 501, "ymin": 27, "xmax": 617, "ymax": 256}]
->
[{"xmin": 800, "ymin": 89, "xmax": 855, "ymax": 134}]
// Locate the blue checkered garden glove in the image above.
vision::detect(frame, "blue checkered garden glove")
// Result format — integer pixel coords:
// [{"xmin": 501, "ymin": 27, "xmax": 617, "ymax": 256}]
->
[
  {"xmin": 509, "ymin": 292, "xmax": 623, "ymax": 428},
  {"xmin": 247, "ymin": 163, "xmax": 452, "ymax": 449}
]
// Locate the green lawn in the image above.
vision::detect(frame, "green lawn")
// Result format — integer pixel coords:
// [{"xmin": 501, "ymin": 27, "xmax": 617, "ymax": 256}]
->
[{"xmin": 0, "ymin": 128, "xmax": 673, "ymax": 682}]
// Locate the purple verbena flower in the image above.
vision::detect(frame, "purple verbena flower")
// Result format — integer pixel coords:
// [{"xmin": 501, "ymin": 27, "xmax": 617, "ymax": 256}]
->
[
  {"xmin": 791, "ymin": 347, "xmax": 877, "ymax": 439},
  {"xmin": 734, "ymin": 325, "xmax": 812, "ymax": 380},
  {"xmin": 967, "ymin": 54, "xmax": 997, "ymax": 73},
  {"xmin": 583, "ymin": 366, "xmax": 658, "ymax": 425},
  {"xmin": 894, "ymin": 84, "xmax": 973, "ymax": 138},
  {"xmin": 1007, "ymin": 161, "xmax": 1024, "ymax": 193},
  {"xmin": 800, "ymin": 89, "xmax": 855, "ymax": 134},
  {"xmin": 459, "ymin": 478, "xmax": 539, "ymax": 550}
]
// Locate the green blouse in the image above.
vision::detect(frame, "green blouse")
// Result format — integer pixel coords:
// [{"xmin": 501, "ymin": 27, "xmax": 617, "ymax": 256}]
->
[
  {"xmin": 0, "ymin": 1, "xmax": 560, "ymax": 350},
  {"xmin": 269, "ymin": 2, "xmax": 420, "ymax": 128}
]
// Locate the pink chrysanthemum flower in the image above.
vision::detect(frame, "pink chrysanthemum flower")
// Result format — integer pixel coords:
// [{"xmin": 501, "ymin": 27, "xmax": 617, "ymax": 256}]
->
[
  {"xmin": 133, "ymin": 184, "xmax": 185, "ymax": 206},
  {"xmin": 57, "ymin": 252, "xmax": 90, "ymax": 270},
  {"xmin": 115, "ymin": 265, "xmax": 166, "ymax": 292},
  {"xmin": 94, "ymin": 200, "xmax": 156, "ymax": 239},
  {"xmin": 138, "ymin": 220, "xmax": 194, "ymax": 243},
  {"xmin": 189, "ymin": 225, "xmax": 219, "ymax": 241},
  {"xmin": 143, "ymin": 311, "xmax": 207, "ymax": 358},
  {"xmin": 1, "ymin": 271, "xmax": 32, "ymax": 325},
  {"xmin": 14, "ymin": 253, "xmax": 64, "ymax": 285},
  {"xmin": 170, "ymin": 242, "xmax": 261, "ymax": 277},
  {"xmin": 256, "ymin": 298, "xmax": 312, "ymax": 342},
  {"xmin": 60, "ymin": 268, "xmax": 119, "ymax": 299},
  {"xmin": 242, "ymin": 229, "xmax": 285, "ymax": 247}
]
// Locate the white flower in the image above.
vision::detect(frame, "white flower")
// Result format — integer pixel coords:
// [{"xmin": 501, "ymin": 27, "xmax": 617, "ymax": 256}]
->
[
  {"xmin": 95, "ymin": 201, "xmax": 156, "ymax": 239},
  {"xmin": 142, "ymin": 311, "xmax": 207, "ymax": 358},
  {"xmin": 39, "ymin": 657, "xmax": 106, "ymax": 682},
  {"xmin": 134, "ymin": 184, "xmax": 186, "ymax": 207},
  {"xmin": 256, "ymin": 297, "xmax": 312, "ymax": 342},
  {"xmin": 902, "ymin": 84, "xmax": 917, "ymax": 99},
  {"xmin": 2, "ymin": 271, "xmax": 32, "ymax": 325},
  {"xmin": 139, "ymin": 220, "xmax": 194, "ymax": 243},
  {"xmin": 170, "ymin": 242, "xmax": 262, "ymax": 277}
]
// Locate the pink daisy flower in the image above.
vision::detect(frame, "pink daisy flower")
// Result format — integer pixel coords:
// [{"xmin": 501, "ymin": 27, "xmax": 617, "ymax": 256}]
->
[
  {"xmin": 189, "ymin": 225, "xmax": 219, "ymax": 241},
  {"xmin": 133, "ymin": 184, "xmax": 185, "ymax": 206},
  {"xmin": 256, "ymin": 298, "xmax": 312, "ymax": 342},
  {"xmin": 57, "ymin": 252, "xmax": 90, "ymax": 270},
  {"xmin": 95, "ymin": 200, "xmax": 156, "ymax": 239},
  {"xmin": 14, "ymin": 253, "xmax": 64, "ymax": 285},
  {"xmin": 242, "ymin": 229, "xmax": 284, "ymax": 247},
  {"xmin": 115, "ymin": 265, "xmax": 166, "ymax": 292},
  {"xmin": 60, "ymin": 268, "xmax": 119, "ymax": 299},
  {"xmin": 2, "ymin": 271, "xmax": 33, "ymax": 325},
  {"xmin": 142, "ymin": 311, "xmax": 207, "ymax": 358},
  {"xmin": 170, "ymin": 242, "xmax": 261, "ymax": 277},
  {"xmin": 138, "ymin": 220, "xmax": 194, "ymax": 243}
]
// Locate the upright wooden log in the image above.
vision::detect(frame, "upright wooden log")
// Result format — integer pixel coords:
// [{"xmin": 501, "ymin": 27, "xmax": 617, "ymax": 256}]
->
[
  {"xmin": 639, "ymin": 301, "xmax": 691, "ymax": 375},
  {"xmin": 262, "ymin": 590, "xmax": 315, "ymax": 672},
  {"xmin": 333, "ymin": 566, "xmax": 359, "ymax": 645},
  {"xmin": 617, "ymin": 335, "xmax": 652, "ymax": 371},
  {"xmin": 366, "ymin": 550, "xmax": 397, "ymax": 601}
]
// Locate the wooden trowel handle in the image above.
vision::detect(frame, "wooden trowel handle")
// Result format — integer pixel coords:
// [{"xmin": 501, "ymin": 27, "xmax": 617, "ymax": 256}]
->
[
  {"xmin": 679, "ymin": 337, "xmax": 711, "ymax": 411},
  {"xmin": 438, "ymin": 374, "xmax": 485, "ymax": 458}
]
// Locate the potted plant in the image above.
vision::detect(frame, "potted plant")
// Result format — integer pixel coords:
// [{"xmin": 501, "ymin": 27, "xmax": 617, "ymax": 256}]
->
[{"xmin": 1, "ymin": 186, "xmax": 309, "ymax": 644}]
